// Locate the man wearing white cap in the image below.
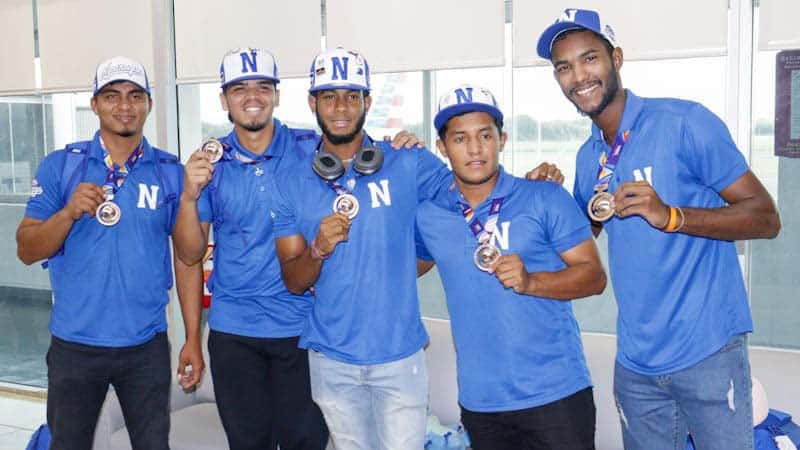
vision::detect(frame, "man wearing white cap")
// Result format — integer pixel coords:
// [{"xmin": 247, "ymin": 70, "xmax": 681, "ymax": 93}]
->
[
  {"xmin": 271, "ymin": 47, "xmax": 452, "ymax": 450},
  {"xmin": 415, "ymin": 84, "xmax": 606, "ymax": 450},
  {"xmin": 173, "ymin": 48, "xmax": 329, "ymax": 450},
  {"xmin": 17, "ymin": 56, "xmax": 204, "ymax": 450},
  {"xmin": 537, "ymin": 8, "xmax": 781, "ymax": 450}
]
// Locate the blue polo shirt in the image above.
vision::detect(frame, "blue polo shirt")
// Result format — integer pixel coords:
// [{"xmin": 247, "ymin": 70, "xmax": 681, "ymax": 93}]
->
[
  {"xmin": 25, "ymin": 131, "xmax": 181, "ymax": 347},
  {"xmin": 415, "ymin": 169, "xmax": 593, "ymax": 412},
  {"xmin": 272, "ymin": 137, "xmax": 450, "ymax": 364},
  {"xmin": 573, "ymin": 90, "xmax": 752, "ymax": 375},
  {"xmin": 197, "ymin": 120, "xmax": 314, "ymax": 338}
]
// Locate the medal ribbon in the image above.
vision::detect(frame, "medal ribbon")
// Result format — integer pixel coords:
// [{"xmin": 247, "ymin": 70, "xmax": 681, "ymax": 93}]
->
[
  {"xmin": 594, "ymin": 129, "xmax": 631, "ymax": 192},
  {"xmin": 459, "ymin": 197, "xmax": 505, "ymax": 245},
  {"xmin": 100, "ymin": 139, "xmax": 145, "ymax": 199}
]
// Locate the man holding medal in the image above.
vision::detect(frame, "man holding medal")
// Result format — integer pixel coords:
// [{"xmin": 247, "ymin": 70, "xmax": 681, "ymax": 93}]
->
[
  {"xmin": 414, "ymin": 84, "xmax": 606, "ymax": 450},
  {"xmin": 173, "ymin": 48, "xmax": 330, "ymax": 450},
  {"xmin": 537, "ymin": 9, "xmax": 781, "ymax": 450},
  {"xmin": 16, "ymin": 57, "xmax": 204, "ymax": 450},
  {"xmin": 272, "ymin": 47, "xmax": 455, "ymax": 450}
]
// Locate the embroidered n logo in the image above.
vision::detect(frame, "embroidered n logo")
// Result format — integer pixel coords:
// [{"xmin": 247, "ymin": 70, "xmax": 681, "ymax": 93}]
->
[
  {"xmin": 490, "ymin": 221, "xmax": 511, "ymax": 250},
  {"xmin": 137, "ymin": 184, "xmax": 160, "ymax": 210},
  {"xmin": 368, "ymin": 179, "xmax": 391, "ymax": 208},
  {"xmin": 632, "ymin": 166, "xmax": 653, "ymax": 185}
]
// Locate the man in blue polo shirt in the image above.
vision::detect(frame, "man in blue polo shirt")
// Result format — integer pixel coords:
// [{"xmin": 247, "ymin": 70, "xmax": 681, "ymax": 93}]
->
[
  {"xmin": 173, "ymin": 48, "xmax": 329, "ymax": 450},
  {"xmin": 537, "ymin": 9, "xmax": 781, "ymax": 450},
  {"xmin": 415, "ymin": 84, "xmax": 606, "ymax": 450},
  {"xmin": 16, "ymin": 56, "xmax": 204, "ymax": 450},
  {"xmin": 174, "ymin": 47, "xmax": 422, "ymax": 450},
  {"xmin": 272, "ymin": 47, "xmax": 453, "ymax": 450}
]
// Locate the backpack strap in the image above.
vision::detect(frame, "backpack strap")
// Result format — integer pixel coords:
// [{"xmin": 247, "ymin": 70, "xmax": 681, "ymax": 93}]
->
[{"xmin": 59, "ymin": 141, "xmax": 92, "ymax": 205}]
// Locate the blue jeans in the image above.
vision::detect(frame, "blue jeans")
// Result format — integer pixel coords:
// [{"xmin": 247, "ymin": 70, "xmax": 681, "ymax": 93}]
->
[
  {"xmin": 308, "ymin": 349, "xmax": 428, "ymax": 450},
  {"xmin": 614, "ymin": 334, "xmax": 753, "ymax": 450}
]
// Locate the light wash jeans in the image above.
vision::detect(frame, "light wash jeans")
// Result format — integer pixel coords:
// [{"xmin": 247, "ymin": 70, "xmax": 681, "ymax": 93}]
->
[
  {"xmin": 308, "ymin": 348, "xmax": 428, "ymax": 450},
  {"xmin": 614, "ymin": 333, "xmax": 753, "ymax": 450}
]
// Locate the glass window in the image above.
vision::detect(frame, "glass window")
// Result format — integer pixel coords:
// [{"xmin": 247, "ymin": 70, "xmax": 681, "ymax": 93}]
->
[{"xmin": 748, "ymin": 17, "xmax": 800, "ymax": 349}]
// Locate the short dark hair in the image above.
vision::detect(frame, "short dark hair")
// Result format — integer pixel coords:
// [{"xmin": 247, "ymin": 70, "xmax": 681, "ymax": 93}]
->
[
  {"xmin": 437, "ymin": 113, "xmax": 503, "ymax": 141},
  {"xmin": 310, "ymin": 89, "xmax": 371, "ymax": 99},
  {"xmin": 552, "ymin": 28, "xmax": 614, "ymax": 59},
  {"xmin": 222, "ymin": 79, "xmax": 277, "ymax": 95}
]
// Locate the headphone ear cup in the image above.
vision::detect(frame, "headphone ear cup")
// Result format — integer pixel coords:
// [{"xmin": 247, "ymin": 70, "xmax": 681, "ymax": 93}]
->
[
  {"xmin": 353, "ymin": 146, "xmax": 384, "ymax": 176},
  {"xmin": 312, "ymin": 151, "xmax": 345, "ymax": 181}
]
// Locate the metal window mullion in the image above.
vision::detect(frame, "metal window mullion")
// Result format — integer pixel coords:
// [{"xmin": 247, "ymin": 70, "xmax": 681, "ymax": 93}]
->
[{"xmin": 8, "ymin": 104, "xmax": 16, "ymax": 194}]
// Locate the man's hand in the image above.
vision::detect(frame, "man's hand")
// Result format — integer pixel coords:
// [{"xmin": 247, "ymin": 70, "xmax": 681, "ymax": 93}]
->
[
  {"xmin": 177, "ymin": 338, "xmax": 205, "ymax": 390},
  {"xmin": 64, "ymin": 182, "xmax": 106, "ymax": 220},
  {"xmin": 182, "ymin": 151, "xmax": 215, "ymax": 202},
  {"xmin": 490, "ymin": 254, "xmax": 533, "ymax": 294},
  {"xmin": 614, "ymin": 181, "xmax": 670, "ymax": 229},
  {"xmin": 386, "ymin": 130, "xmax": 425, "ymax": 149},
  {"xmin": 314, "ymin": 213, "xmax": 351, "ymax": 256},
  {"xmin": 526, "ymin": 162, "xmax": 565, "ymax": 185}
]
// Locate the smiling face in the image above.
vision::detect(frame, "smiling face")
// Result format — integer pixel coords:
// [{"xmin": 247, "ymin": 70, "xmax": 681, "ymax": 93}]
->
[
  {"xmin": 220, "ymin": 79, "xmax": 279, "ymax": 132},
  {"xmin": 309, "ymin": 89, "xmax": 371, "ymax": 145},
  {"xmin": 550, "ymin": 29, "xmax": 623, "ymax": 118},
  {"xmin": 437, "ymin": 111, "xmax": 506, "ymax": 187},
  {"xmin": 91, "ymin": 81, "xmax": 151, "ymax": 138}
]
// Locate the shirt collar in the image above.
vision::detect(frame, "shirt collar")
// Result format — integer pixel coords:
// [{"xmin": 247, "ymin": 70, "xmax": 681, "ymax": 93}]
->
[
  {"xmin": 590, "ymin": 89, "xmax": 644, "ymax": 144},
  {"xmin": 224, "ymin": 118, "xmax": 287, "ymax": 163},
  {"xmin": 89, "ymin": 130, "xmax": 154, "ymax": 163},
  {"xmin": 447, "ymin": 166, "xmax": 513, "ymax": 211}
]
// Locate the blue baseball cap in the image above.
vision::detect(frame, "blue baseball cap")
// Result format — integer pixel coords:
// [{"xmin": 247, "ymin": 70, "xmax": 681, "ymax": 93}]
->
[
  {"xmin": 536, "ymin": 8, "xmax": 618, "ymax": 60},
  {"xmin": 219, "ymin": 48, "xmax": 279, "ymax": 89},
  {"xmin": 434, "ymin": 84, "xmax": 503, "ymax": 133}
]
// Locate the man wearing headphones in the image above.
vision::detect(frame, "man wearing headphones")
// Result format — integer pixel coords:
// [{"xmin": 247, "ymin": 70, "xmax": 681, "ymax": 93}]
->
[
  {"xmin": 174, "ymin": 47, "xmax": 423, "ymax": 450},
  {"xmin": 272, "ymin": 47, "xmax": 450, "ymax": 450}
]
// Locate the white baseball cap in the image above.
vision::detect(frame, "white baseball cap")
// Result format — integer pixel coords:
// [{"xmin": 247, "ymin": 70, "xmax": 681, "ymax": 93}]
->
[
  {"xmin": 93, "ymin": 56, "xmax": 151, "ymax": 96},
  {"xmin": 219, "ymin": 48, "xmax": 279, "ymax": 89},
  {"xmin": 309, "ymin": 47, "xmax": 370, "ymax": 93},
  {"xmin": 434, "ymin": 84, "xmax": 503, "ymax": 133}
]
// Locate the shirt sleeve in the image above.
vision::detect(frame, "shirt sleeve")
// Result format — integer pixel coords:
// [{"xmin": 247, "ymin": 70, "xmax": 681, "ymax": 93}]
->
[
  {"xmin": 414, "ymin": 216, "xmax": 434, "ymax": 262},
  {"xmin": 571, "ymin": 145, "xmax": 594, "ymax": 218},
  {"xmin": 541, "ymin": 183, "xmax": 593, "ymax": 254},
  {"xmin": 271, "ymin": 171, "xmax": 303, "ymax": 239},
  {"xmin": 683, "ymin": 103, "xmax": 749, "ymax": 193},
  {"xmin": 415, "ymin": 147, "xmax": 451, "ymax": 202},
  {"xmin": 25, "ymin": 151, "xmax": 66, "ymax": 221},
  {"xmin": 197, "ymin": 183, "xmax": 213, "ymax": 224},
  {"xmin": 166, "ymin": 163, "xmax": 185, "ymax": 232}
]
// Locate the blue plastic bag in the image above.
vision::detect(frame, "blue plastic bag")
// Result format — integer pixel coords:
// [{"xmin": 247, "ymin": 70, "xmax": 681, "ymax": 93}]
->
[{"xmin": 25, "ymin": 424, "xmax": 51, "ymax": 450}]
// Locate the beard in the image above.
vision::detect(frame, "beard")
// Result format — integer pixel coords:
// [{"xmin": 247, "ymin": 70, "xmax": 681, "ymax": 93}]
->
[
  {"xmin": 229, "ymin": 112, "xmax": 269, "ymax": 132},
  {"xmin": 115, "ymin": 129, "xmax": 137, "ymax": 138},
  {"xmin": 316, "ymin": 109, "xmax": 367, "ymax": 145},
  {"xmin": 571, "ymin": 68, "xmax": 621, "ymax": 118}
]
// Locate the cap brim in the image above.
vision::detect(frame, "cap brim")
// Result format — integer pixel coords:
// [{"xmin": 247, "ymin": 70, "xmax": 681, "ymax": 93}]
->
[
  {"xmin": 221, "ymin": 74, "xmax": 280, "ymax": 89},
  {"xmin": 94, "ymin": 78, "xmax": 151, "ymax": 96},
  {"xmin": 309, "ymin": 82, "xmax": 369, "ymax": 93},
  {"xmin": 536, "ymin": 22, "xmax": 591, "ymax": 60},
  {"xmin": 434, "ymin": 103, "xmax": 504, "ymax": 133}
]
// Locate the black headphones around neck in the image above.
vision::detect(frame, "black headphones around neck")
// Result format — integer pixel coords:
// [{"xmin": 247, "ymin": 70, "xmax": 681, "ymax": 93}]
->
[{"xmin": 312, "ymin": 138, "xmax": 384, "ymax": 181}]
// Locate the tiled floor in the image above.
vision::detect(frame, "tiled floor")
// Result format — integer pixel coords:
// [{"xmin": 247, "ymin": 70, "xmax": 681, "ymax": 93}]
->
[{"xmin": 0, "ymin": 394, "xmax": 46, "ymax": 450}]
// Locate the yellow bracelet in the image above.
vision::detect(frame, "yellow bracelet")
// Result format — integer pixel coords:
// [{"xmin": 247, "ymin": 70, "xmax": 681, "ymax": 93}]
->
[
  {"xmin": 663, "ymin": 206, "xmax": 679, "ymax": 232},
  {"xmin": 663, "ymin": 206, "xmax": 685, "ymax": 233}
]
